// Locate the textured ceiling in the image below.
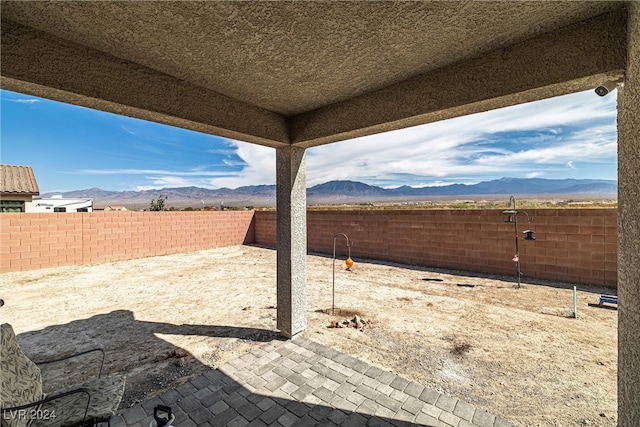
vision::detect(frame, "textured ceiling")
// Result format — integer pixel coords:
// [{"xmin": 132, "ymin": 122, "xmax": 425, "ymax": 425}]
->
[{"xmin": 0, "ymin": 1, "xmax": 626, "ymax": 116}]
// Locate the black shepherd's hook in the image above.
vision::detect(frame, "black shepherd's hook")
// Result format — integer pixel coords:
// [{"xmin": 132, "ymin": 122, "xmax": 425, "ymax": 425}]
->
[{"xmin": 332, "ymin": 234, "xmax": 352, "ymax": 315}]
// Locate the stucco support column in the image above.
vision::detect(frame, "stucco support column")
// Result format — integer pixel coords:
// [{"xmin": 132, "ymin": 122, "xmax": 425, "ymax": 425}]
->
[
  {"xmin": 276, "ymin": 146, "xmax": 307, "ymax": 338},
  {"xmin": 618, "ymin": 3, "xmax": 640, "ymax": 426}
]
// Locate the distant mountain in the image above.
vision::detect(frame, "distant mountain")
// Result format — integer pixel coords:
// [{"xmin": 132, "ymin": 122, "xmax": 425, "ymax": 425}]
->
[
  {"xmin": 308, "ymin": 181, "xmax": 390, "ymax": 198},
  {"xmin": 390, "ymin": 177, "xmax": 617, "ymax": 196},
  {"xmin": 41, "ymin": 177, "xmax": 617, "ymax": 209}
]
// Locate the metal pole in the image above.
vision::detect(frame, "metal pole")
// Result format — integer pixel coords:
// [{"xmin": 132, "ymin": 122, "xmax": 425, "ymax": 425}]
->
[
  {"xmin": 509, "ymin": 196, "xmax": 522, "ymax": 289},
  {"xmin": 504, "ymin": 196, "xmax": 533, "ymax": 289},
  {"xmin": 573, "ymin": 286, "xmax": 578, "ymax": 319},
  {"xmin": 514, "ymin": 209, "xmax": 521, "ymax": 288},
  {"xmin": 332, "ymin": 233, "xmax": 350, "ymax": 315},
  {"xmin": 332, "ymin": 237, "xmax": 336, "ymax": 315}
]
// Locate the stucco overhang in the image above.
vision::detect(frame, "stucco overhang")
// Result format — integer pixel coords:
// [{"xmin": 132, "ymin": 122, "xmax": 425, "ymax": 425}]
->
[{"xmin": 0, "ymin": 1, "xmax": 628, "ymax": 148}]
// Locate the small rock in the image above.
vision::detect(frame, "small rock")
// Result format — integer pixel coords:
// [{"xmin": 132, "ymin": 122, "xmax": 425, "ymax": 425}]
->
[
  {"xmin": 173, "ymin": 357, "xmax": 188, "ymax": 367},
  {"xmin": 175, "ymin": 348, "xmax": 189, "ymax": 358},
  {"xmin": 153, "ymin": 355, "xmax": 166, "ymax": 363},
  {"xmin": 242, "ymin": 306, "xmax": 252, "ymax": 311},
  {"xmin": 329, "ymin": 315, "xmax": 369, "ymax": 330},
  {"xmin": 353, "ymin": 315, "xmax": 364, "ymax": 329}
]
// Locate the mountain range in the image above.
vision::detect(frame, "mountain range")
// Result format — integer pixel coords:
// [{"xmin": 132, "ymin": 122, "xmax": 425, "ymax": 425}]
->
[{"xmin": 41, "ymin": 177, "xmax": 617, "ymax": 209}]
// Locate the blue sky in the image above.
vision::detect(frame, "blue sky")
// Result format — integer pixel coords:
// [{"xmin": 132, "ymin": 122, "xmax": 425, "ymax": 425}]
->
[{"xmin": 1, "ymin": 88, "xmax": 617, "ymax": 193}]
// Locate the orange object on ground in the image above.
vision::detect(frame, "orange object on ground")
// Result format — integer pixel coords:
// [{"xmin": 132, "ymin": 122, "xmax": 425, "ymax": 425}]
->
[{"xmin": 345, "ymin": 257, "xmax": 354, "ymax": 269}]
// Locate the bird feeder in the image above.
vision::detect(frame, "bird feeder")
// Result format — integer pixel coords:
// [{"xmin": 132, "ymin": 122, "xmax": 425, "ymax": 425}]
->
[{"xmin": 502, "ymin": 210, "xmax": 516, "ymax": 223}]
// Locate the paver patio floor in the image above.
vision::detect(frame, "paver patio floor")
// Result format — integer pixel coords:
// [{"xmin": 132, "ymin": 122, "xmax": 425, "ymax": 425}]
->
[{"xmin": 112, "ymin": 336, "xmax": 514, "ymax": 427}]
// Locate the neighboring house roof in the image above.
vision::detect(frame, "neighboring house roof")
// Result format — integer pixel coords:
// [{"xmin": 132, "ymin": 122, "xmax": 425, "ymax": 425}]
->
[{"xmin": 0, "ymin": 164, "xmax": 40, "ymax": 196}]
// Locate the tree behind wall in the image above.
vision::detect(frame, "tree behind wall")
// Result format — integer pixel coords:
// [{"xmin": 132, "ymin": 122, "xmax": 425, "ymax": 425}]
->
[{"xmin": 149, "ymin": 195, "xmax": 167, "ymax": 211}]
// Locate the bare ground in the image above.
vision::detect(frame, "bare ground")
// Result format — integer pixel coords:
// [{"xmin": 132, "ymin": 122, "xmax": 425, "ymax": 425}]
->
[{"xmin": 1, "ymin": 245, "xmax": 617, "ymax": 426}]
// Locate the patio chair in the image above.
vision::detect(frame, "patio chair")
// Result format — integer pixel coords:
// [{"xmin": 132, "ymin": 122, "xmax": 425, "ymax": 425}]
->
[{"xmin": 0, "ymin": 323, "xmax": 126, "ymax": 427}]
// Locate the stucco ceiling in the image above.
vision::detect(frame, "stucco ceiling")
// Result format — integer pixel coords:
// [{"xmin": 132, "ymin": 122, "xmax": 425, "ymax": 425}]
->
[{"xmin": 0, "ymin": 1, "xmax": 628, "ymax": 147}]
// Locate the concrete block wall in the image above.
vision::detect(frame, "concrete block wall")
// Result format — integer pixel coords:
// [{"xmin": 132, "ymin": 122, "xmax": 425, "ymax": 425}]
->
[
  {"xmin": 0, "ymin": 211, "xmax": 255, "ymax": 272},
  {"xmin": 254, "ymin": 209, "xmax": 617, "ymax": 288},
  {"xmin": 1, "ymin": 208, "xmax": 617, "ymax": 287}
]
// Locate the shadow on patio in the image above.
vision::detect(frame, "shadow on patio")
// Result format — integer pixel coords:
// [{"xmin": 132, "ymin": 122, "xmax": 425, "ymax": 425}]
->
[
  {"xmin": 13, "ymin": 312, "xmax": 514, "ymax": 426},
  {"xmin": 111, "ymin": 337, "xmax": 515, "ymax": 427},
  {"xmin": 15, "ymin": 310, "xmax": 282, "ymax": 408}
]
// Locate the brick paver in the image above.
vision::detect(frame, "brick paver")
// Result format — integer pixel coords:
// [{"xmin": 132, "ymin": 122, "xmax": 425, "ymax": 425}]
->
[{"xmin": 116, "ymin": 337, "xmax": 515, "ymax": 427}]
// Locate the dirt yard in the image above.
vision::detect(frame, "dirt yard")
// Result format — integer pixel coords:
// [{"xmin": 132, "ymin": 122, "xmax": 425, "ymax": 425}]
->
[{"xmin": 1, "ymin": 245, "xmax": 617, "ymax": 426}]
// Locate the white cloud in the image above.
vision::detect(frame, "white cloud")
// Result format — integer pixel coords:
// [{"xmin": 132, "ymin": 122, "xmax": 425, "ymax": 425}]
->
[
  {"xmin": 301, "ymin": 90, "xmax": 617, "ymax": 186},
  {"xmin": 121, "ymin": 125, "xmax": 137, "ymax": 135},
  {"xmin": 207, "ymin": 148, "xmax": 237, "ymax": 155},
  {"xmin": 134, "ymin": 176, "xmax": 199, "ymax": 191},
  {"xmin": 5, "ymin": 98, "xmax": 40, "ymax": 104},
  {"xmin": 74, "ymin": 138, "xmax": 276, "ymax": 190},
  {"xmin": 105, "ymin": 139, "xmax": 277, "ymax": 190},
  {"xmin": 76, "ymin": 168, "xmax": 230, "ymax": 177},
  {"xmin": 82, "ymin": 89, "xmax": 617, "ymax": 190},
  {"xmin": 206, "ymin": 142, "xmax": 275, "ymax": 188},
  {"xmin": 76, "ymin": 167, "xmax": 236, "ymax": 191},
  {"xmin": 222, "ymin": 158, "xmax": 247, "ymax": 167}
]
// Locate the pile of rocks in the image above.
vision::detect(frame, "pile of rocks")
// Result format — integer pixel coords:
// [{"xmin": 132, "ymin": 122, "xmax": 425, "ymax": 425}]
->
[
  {"xmin": 154, "ymin": 348, "xmax": 190, "ymax": 366},
  {"xmin": 328, "ymin": 315, "xmax": 370, "ymax": 330}
]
